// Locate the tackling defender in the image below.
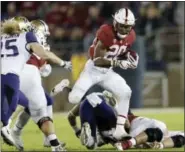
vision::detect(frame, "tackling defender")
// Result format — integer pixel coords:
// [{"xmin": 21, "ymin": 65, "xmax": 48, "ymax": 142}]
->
[
  {"xmin": 1, "ymin": 17, "xmax": 70, "ymax": 151},
  {"xmin": 52, "ymin": 8, "xmax": 139, "ymax": 140},
  {"xmin": 7, "ymin": 19, "xmax": 69, "ymax": 150},
  {"xmin": 77, "ymin": 91, "xmax": 185, "ymax": 150}
]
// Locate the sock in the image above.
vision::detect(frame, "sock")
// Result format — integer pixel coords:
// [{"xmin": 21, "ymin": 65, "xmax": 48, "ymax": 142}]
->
[
  {"xmin": 129, "ymin": 138, "xmax": 136, "ymax": 146},
  {"xmin": 79, "ymin": 100, "xmax": 96, "ymax": 137},
  {"xmin": 13, "ymin": 110, "xmax": 30, "ymax": 133},
  {"xmin": 48, "ymin": 134, "xmax": 60, "ymax": 147}
]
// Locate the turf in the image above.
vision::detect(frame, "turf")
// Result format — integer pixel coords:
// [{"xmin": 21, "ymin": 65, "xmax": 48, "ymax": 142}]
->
[{"xmin": 1, "ymin": 110, "xmax": 184, "ymax": 151}]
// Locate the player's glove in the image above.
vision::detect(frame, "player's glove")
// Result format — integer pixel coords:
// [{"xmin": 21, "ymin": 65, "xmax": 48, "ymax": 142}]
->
[
  {"xmin": 40, "ymin": 64, "xmax": 52, "ymax": 77},
  {"xmin": 111, "ymin": 60, "xmax": 132, "ymax": 69},
  {"xmin": 60, "ymin": 61, "xmax": 72, "ymax": 71},
  {"xmin": 127, "ymin": 52, "xmax": 139, "ymax": 69}
]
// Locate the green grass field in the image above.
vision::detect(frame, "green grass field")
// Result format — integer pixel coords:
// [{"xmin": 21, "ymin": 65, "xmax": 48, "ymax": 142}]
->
[{"xmin": 1, "ymin": 108, "xmax": 184, "ymax": 151}]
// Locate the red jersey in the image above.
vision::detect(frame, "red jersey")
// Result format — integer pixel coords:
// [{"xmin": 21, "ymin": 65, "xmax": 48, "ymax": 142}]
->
[
  {"xmin": 27, "ymin": 55, "xmax": 46, "ymax": 69},
  {"xmin": 89, "ymin": 24, "xmax": 136, "ymax": 60}
]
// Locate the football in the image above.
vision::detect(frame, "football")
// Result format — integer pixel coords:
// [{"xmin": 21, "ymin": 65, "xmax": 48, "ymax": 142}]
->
[{"xmin": 117, "ymin": 50, "xmax": 137, "ymax": 60}]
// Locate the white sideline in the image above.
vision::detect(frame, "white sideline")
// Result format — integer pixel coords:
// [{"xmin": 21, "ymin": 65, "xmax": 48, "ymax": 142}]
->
[{"xmin": 55, "ymin": 107, "xmax": 184, "ymax": 116}]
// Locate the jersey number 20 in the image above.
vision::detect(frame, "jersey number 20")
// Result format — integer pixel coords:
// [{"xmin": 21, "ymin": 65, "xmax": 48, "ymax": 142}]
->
[{"xmin": 1, "ymin": 39, "xmax": 19, "ymax": 57}]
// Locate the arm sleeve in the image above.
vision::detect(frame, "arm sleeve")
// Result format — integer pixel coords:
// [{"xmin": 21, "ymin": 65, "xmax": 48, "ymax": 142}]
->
[
  {"xmin": 96, "ymin": 26, "xmax": 113, "ymax": 48},
  {"xmin": 25, "ymin": 32, "xmax": 39, "ymax": 53},
  {"xmin": 26, "ymin": 32, "xmax": 38, "ymax": 43}
]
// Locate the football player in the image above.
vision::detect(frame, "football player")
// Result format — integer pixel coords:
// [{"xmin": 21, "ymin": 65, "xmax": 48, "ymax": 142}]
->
[
  {"xmin": 9, "ymin": 19, "xmax": 64, "ymax": 150},
  {"xmin": 51, "ymin": 8, "xmax": 139, "ymax": 140},
  {"xmin": 1, "ymin": 16, "xmax": 69, "ymax": 151},
  {"xmin": 79, "ymin": 92, "xmax": 184, "ymax": 150},
  {"xmin": 70, "ymin": 89, "xmax": 119, "ymax": 149},
  {"xmin": 120, "ymin": 113, "xmax": 185, "ymax": 150}
]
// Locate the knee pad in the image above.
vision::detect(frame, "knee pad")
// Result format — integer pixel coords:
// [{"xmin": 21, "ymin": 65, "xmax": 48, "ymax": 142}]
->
[
  {"xmin": 86, "ymin": 93, "xmax": 102, "ymax": 108},
  {"xmin": 145, "ymin": 128, "xmax": 163, "ymax": 142},
  {"xmin": 37, "ymin": 116, "xmax": 53, "ymax": 128},
  {"xmin": 171, "ymin": 135, "xmax": 185, "ymax": 148}
]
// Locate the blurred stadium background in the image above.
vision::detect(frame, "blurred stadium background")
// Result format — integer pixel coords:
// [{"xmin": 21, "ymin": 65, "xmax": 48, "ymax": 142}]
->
[{"xmin": 1, "ymin": 1, "xmax": 184, "ymax": 111}]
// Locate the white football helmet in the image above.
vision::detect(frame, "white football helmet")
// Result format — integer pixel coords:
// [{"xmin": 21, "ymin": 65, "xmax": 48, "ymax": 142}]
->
[
  {"xmin": 113, "ymin": 8, "xmax": 136, "ymax": 39},
  {"xmin": 11, "ymin": 16, "xmax": 31, "ymax": 32},
  {"xmin": 31, "ymin": 20, "xmax": 50, "ymax": 51}
]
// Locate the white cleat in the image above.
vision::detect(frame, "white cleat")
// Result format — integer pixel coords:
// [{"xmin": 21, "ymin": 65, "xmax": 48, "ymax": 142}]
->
[
  {"xmin": 96, "ymin": 130, "xmax": 105, "ymax": 147},
  {"xmin": 51, "ymin": 144, "xmax": 66, "ymax": 151},
  {"xmin": 114, "ymin": 142, "xmax": 123, "ymax": 151},
  {"xmin": 11, "ymin": 129, "xmax": 24, "ymax": 151},
  {"xmin": 113, "ymin": 125, "xmax": 131, "ymax": 140},
  {"xmin": 50, "ymin": 79, "xmax": 70, "ymax": 97},
  {"xmin": 80, "ymin": 122, "xmax": 95, "ymax": 149},
  {"xmin": 1, "ymin": 126, "xmax": 15, "ymax": 146}
]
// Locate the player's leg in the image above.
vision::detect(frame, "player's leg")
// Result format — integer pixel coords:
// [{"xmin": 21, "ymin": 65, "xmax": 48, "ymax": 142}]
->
[
  {"xmin": 43, "ymin": 92, "xmax": 66, "ymax": 148},
  {"xmin": 11, "ymin": 91, "xmax": 30, "ymax": 150},
  {"xmin": 1, "ymin": 74, "xmax": 20, "ymax": 147},
  {"xmin": 20, "ymin": 65, "xmax": 65, "ymax": 151},
  {"xmin": 67, "ymin": 103, "xmax": 81, "ymax": 138},
  {"xmin": 79, "ymin": 99, "xmax": 96, "ymax": 149},
  {"xmin": 68, "ymin": 59, "xmax": 103, "ymax": 104},
  {"xmin": 99, "ymin": 70, "xmax": 132, "ymax": 139}
]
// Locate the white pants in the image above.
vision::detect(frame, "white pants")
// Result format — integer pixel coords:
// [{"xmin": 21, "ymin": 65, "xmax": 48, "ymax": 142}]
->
[
  {"xmin": 20, "ymin": 64, "xmax": 48, "ymax": 123},
  {"xmin": 69, "ymin": 59, "xmax": 132, "ymax": 116},
  {"xmin": 130, "ymin": 117, "xmax": 168, "ymax": 137}
]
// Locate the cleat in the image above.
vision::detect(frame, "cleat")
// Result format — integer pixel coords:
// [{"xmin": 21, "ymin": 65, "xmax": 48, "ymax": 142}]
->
[
  {"xmin": 11, "ymin": 129, "xmax": 24, "ymax": 151},
  {"xmin": 96, "ymin": 130, "xmax": 105, "ymax": 147},
  {"xmin": 80, "ymin": 122, "xmax": 95, "ymax": 149},
  {"xmin": 1, "ymin": 126, "xmax": 14, "ymax": 146},
  {"xmin": 51, "ymin": 144, "xmax": 66, "ymax": 151},
  {"xmin": 113, "ymin": 142, "xmax": 123, "ymax": 151},
  {"xmin": 50, "ymin": 79, "xmax": 70, "ymax": 97}
]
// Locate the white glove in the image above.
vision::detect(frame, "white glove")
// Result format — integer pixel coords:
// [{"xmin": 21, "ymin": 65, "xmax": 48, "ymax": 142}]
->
[
  {"xmin": 40, "ymin": 64, "xmax": 52, "ymax": 77},
  {"xmin": 60, "ymin": 61, "xmax": 72, "ymax": 71},
  {"xmin": 127, "ymin": 52, "xmax": 139, "ymax": 69},
  {"xmin": 111, "ymin": 60, "xmax": 132, "ymax": 70}
]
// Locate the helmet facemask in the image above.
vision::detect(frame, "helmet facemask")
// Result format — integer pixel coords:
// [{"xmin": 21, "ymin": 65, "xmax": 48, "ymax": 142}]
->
[{"xmin": 113, "ymin": 8, "xmax": 135, "ymax": 39}]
